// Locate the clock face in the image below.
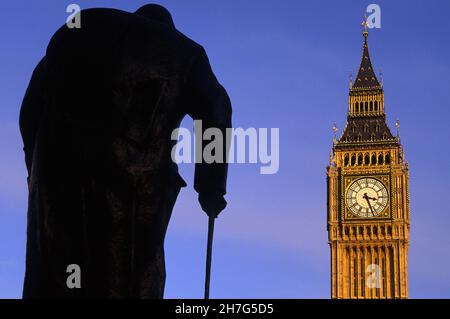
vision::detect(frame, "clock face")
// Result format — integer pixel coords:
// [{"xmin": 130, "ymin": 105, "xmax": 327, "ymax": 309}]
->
[{"xmin": 346, "ymin": 177, "xmax": 389, "ymax": 218}]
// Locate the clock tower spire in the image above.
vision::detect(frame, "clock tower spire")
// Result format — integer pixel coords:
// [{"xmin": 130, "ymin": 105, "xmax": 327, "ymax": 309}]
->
[{"xmin": 327, "ymin": 19, "xmax": 410, "ymax": 299}]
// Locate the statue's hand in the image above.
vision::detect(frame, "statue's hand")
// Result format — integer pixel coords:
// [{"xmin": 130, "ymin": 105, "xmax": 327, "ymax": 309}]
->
[{"xmin": 198, "ymin": 192, "xmax": 227, "ymax": 218}]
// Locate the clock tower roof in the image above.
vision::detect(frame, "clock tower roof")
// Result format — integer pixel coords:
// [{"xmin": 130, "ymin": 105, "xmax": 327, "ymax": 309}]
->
[
  {"xmin": 335, "ymin": 18, "xmax": 398, "ymax": 148},
  {"xmin": 351, "ymin": 19, "xmax": 381, "ymax": 91},
  {"xmin": 336, "ymin": 115, "xmax": 397, "ymax": 148}
]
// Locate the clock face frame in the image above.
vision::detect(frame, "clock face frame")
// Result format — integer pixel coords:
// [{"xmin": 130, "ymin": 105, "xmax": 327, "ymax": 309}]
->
[{"xmin": 344, "ymin": 176, "xmax": 390, "ymax": 219}]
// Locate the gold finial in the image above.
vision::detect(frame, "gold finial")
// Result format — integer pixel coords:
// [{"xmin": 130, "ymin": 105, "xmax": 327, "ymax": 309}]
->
[
  {"xmin": 395, "ymin": 119, "xmax": 400, "ymax": 138},
  {"xmin": 349, "ymin": 73, "xmax": 353, "ymax": 88},
  {"xmin": 362, "ymin": 14, "xmax": 369, "ymax": 38},
  {"xmin": 332, "ymin": 122, "xmax": 338, "ymax": 142}
]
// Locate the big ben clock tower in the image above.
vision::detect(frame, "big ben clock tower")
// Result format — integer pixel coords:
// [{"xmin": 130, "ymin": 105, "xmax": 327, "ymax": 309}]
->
[{"xmin": 327, "ymin": 19, "xmax": 410, "ymax": 299}]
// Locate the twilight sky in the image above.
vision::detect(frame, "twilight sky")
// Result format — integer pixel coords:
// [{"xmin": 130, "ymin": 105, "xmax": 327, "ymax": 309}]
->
[{"xmin": 1, "ymin": 0, "xmax": 450, "ymax": 298}]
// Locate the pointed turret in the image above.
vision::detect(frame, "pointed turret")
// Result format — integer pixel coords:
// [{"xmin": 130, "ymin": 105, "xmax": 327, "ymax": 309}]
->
[
  {"xmin": 352, "ymin": 24, "xmax": 381, "ymax": 90},
  {"xmin": 335, "ymin": 16, "xmax": 397, "ymax": 146}
]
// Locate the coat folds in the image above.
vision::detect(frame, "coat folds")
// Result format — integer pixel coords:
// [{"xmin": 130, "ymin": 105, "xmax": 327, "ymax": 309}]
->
[{"xmin": 20, "ymin": 7, "xmax": 231, "ymax": 298}]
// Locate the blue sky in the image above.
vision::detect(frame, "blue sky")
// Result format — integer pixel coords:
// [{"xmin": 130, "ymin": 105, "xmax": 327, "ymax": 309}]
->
[{"xmin": 1, "ymin": 0, "xmax": 450, "ymax": 298}]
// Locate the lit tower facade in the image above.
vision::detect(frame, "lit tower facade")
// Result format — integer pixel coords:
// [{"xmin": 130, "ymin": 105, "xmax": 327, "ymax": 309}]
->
[{"xmin": 327, "ymin": 20, "xmax": 410, "ymax": 299}]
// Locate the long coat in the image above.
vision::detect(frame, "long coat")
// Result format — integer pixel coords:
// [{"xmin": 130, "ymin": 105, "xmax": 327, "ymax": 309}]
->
[{"xmin": 19, "ymin": 8, "xmax": 231, "ymax": 298}]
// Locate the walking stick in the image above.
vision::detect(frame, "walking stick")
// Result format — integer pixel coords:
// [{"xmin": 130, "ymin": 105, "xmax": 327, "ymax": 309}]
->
[{"xmin": 204, "ymin": 216, "xmax": 215, "ymax": 299}]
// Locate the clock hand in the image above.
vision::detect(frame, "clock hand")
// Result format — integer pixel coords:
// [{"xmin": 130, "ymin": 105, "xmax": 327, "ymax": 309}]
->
[
  {"xmin": 363, "ymin": 193, "xmax": 377, "ymax": 201},
  {"xmin": 363, "ymin": 193, "xmax": 375, "ymax": 215}
]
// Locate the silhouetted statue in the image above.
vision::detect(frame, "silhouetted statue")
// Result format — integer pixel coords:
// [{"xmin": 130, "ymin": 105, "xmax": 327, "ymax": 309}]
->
[{"xmin": 19, "ymin": 4, "xmax": 231, "ymax": 298}]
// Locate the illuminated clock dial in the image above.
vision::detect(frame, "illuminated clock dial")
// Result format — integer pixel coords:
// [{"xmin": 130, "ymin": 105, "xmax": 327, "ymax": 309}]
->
[{"xmin": 346, "ymin": 177, "xmax": 388, "ymax": 218}]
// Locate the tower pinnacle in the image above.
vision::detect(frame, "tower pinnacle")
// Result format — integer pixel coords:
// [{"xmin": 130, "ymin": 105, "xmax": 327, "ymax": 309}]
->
[
  {"xmin": 362, "ymin": 14, "xmax": 369, "ymax": 38},
  {"xmin": 352, "ymin": 15, "xmax": 380, "ymax": 91}
]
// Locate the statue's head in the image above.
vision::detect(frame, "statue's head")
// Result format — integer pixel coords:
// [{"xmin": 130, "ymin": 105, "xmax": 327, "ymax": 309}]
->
[{"xmin": 135, "ymin": 4, "xmax": 175, "ymax": 29}]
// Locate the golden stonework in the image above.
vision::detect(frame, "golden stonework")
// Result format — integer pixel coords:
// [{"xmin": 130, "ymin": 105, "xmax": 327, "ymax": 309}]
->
[{"xmin": 326, "ymin": 22, "xmax": 410, "ymax": 299}]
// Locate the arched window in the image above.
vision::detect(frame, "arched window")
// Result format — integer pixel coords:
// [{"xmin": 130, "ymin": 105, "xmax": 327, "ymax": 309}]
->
[
  {"xmin": 364, "ymin": 125, "xmax": 369, "ymax": 133},
  {"xmin": 344, "ymin": 154, "xmax": 349, "ymax": 166},
  {"xmin": 375, "ymin": 124, "xmax": 380, "ymax": 132},
  {"xmin": 352, "ymin": 126, "xmax": 357, "ymax": 133},
  {"xmin": 360, "ymin": 252, "xmax": 365, "ymax": 294},
  {"xmin": 365, "ymin": 102, "xmax": 369, "ymax": 112},
  {"xmin": 378, "ymin": 153, "xmax": 384, "ymax": 165},
  {"xmin": 374, "ymin": 101, "xmax": 379, "ymax": 112},
  {"xmin": 382, "ymin": 255, "xmax": 386, "ymax": 296},
  {"xmin": 371, "ymin": 134, "xmax": 376, "ymax": 141},
  {"xmin": 365, "ymin": 154, "xmax": 370, "ymax": 165},
  {"xmin": 355, "ymin": 102, "xmax": 359, "ymax": 113},
  {"xmin": 383, "ymin": 133, "xmax": 388, "ymax": 140},
  {"xmin": 372, "ymin": 153, "xmax": 377, "ymax": 165},
  {"xmin": 357, "ymin": 134, "xmax": 362, "ymax": 142},
  {"xmin": 385, "ymin": 153, "xmax": 391, "ymax": 164},
  {"xmin": 370, "ymin": 101, "xmax": 373, "ymax": 112},
  {"xmin": 358, "ymin": 154, "xmax": 363, "ymax": 165},
  {"xmin": 353, "ymin": 254, "xmax": 358, "ymax": 297},
  {"xmin": 351, "ymin": 154, "xmax": 356, "ymax": 166},
  {"xmin": 374, "ymin": 255, "xmax": 379, "ymax": 297}
]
